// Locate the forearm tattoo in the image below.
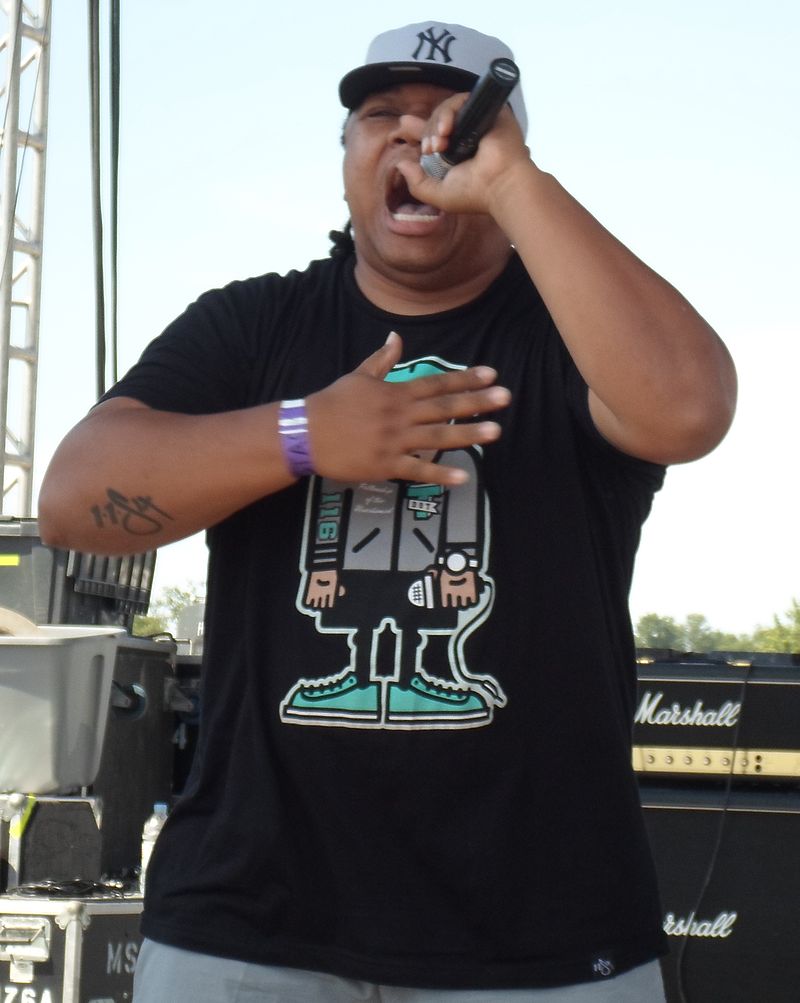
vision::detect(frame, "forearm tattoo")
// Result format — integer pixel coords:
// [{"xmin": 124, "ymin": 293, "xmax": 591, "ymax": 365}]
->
[{"xmin": 90, "ymin": 488, "xmax": 174, "ymax": 536}]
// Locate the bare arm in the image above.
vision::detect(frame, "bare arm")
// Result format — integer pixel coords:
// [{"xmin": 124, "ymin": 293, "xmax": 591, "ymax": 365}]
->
[
  {"xmin": 400, "ymin": 101, "xmax": 737, "ymax": 464},
  {"xmin": 38, "ymin": 396, "xmax": 293, "ymax": 554},
  {"xmin": 488, "ymin": 162, "xmax": 737, "ymax": 464},
  {"xmin": 38, "ymin": 333, "xmax": 510, "ymax": 556}
]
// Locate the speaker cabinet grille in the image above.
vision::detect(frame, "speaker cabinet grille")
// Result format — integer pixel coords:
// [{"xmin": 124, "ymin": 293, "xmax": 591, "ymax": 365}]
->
[{"xmin": 642, "ymin": 785, "xmax": 800, "ymax": 1002}]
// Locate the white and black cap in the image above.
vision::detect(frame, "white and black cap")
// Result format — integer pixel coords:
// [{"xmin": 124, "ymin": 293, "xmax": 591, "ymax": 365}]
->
[{"xmin": 339, "ymin": 21, "xmax": 528, "ymax": 137}]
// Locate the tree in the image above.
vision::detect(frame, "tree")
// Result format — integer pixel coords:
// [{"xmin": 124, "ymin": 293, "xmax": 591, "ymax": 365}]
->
[
  {"xmin": 132, "ymin": 581, "xmax": 205, "ymax": 638},
  {"xmin": 750, "ymin": 598, "xmax": 800, "ymax": 653},
  {"xmin": 684, "ymin": 613, "xmax": 714, "ymax": 651},
  {"xmin": 634, "ymin": 612, "xmax": 753, "ymax": 653},
  {"xmin": 635, "ymin": 612, "xmax": 683, "ymax": 650},
  {"xmin": 132, "ymin": 611, "xmax": 170, "ymax": 637}
]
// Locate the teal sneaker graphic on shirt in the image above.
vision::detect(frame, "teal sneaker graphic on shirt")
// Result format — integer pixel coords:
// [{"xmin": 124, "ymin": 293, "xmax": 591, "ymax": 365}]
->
[
  {"xmin": 386, "ymin": 674, "xmax": 491, "ymax": 725},
  {"xmin": 281, "ymin": 671, "xmax": 380, "ymax": 724}
]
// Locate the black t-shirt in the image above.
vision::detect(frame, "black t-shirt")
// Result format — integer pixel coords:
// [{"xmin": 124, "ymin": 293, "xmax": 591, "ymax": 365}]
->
[{"xmin": 107, "ymin": 253, "xmax": 668, "ymax": 989}]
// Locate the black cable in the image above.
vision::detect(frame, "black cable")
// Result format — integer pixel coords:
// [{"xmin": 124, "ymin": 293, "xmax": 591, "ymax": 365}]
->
[
  {"xmin": 109, "ymin": 0, "xmax": 120, "ymax": 385},
  {"xmin": 674, "ymin": 658, "xmax": 754, "ymax": 1003},
  {"xmin": 88, "ymin": 0, "xmax": 105, "ymax": 397},
  {"xmin": 10, "ymin": 878, "xmax": 128, "ymax": 898}
]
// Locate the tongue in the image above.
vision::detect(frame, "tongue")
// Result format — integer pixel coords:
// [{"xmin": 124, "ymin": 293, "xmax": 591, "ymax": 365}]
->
[{"xmin": 394, "ymin": 201, "xmax": 440, "ymax": 217}]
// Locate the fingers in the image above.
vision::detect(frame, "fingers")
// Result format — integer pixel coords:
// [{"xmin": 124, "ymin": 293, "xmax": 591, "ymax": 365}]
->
[
  {"xmin": 306, "ymin": 352, "xmax": 511, "ymax": 487},
  {"xmin": 356, "ymin": 330, "xmax": 403, "ymax": 379},
  {"xmin": 409, "ymin": 379, "xmax": 511, "ymax": 426},
  {"xmin": 421, "ymin": 92, "xmax": 519, "ymax": 159},
  {"xmin": 402, "ymin": 418, "xmax": 504, "ymax": 453},
  {"xmin": 391, "ymin": 452, "xmax": 476, "ymax": 487},
  {"xmin": 397, "ymin": 92, "xmax": 527, "ymax": 217},
  {"xmin": 406, "ymin": 363, "xmax": 499, "ymax": 398},
  {"xmin": 356, "ymin": 345, "xmax": 510, "ymax": 422},
  {"xmin": 384, "ymin": 369, "xmax": 510, "ymax": 441},
  {"xmin": 420, "ymin": 97, "xmax": 463, "ymax": 157}
]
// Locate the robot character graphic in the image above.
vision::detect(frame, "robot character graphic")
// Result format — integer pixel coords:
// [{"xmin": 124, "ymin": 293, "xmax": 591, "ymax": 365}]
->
[{"xmin": 280, "ymin": 355, "xmax": 506, "ymax": 730}]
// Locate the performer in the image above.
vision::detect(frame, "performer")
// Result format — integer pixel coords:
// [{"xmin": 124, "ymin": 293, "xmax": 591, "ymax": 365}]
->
[{"xmin": 39, "ymin": 20, "xmax": 736, "ymax": 1003}]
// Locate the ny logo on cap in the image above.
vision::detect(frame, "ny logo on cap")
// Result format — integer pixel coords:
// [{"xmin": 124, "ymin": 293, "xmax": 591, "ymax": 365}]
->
[{"xmin": 412, "ymin": 26, "xmax": 456, "ymax": 64}]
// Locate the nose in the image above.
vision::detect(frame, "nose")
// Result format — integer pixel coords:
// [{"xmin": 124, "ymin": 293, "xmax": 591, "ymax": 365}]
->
[{"xmin": 389, "ymin": 114, "xmax": 424, "ymax": 147}]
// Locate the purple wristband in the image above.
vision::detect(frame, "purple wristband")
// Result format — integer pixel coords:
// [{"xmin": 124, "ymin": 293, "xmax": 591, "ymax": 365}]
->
[{"xmin": 278, "ymin": 398, "xmax": 315, "ymax": 478}]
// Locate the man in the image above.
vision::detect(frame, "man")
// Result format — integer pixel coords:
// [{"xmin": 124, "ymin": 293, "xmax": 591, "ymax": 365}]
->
[{"xmin": 39, "ymin": 21, "xmax": 736, "ymax": 1003}]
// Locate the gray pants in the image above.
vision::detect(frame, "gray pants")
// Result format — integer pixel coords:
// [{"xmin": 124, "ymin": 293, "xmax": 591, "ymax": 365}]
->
[{"xmin": 133, "ymin": 939, "xmax": 667, "ymax": 1002}]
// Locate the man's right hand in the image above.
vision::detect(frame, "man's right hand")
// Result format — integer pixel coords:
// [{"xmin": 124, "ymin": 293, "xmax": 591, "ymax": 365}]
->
[{"xmin": 306, "ymin": 332, "xmax": 510, "ymax": 486}]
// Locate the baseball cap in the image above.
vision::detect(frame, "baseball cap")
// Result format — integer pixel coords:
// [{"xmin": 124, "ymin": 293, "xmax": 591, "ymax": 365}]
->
[{"xmin": 339, "ymin": 22, "xmax": 528, "ymax": 137}]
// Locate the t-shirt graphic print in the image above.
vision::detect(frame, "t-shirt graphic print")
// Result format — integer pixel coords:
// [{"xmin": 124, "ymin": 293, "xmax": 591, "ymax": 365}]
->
[{"xmin": 280, "ymin": 354, "xmax": 505, "ymax": 730}]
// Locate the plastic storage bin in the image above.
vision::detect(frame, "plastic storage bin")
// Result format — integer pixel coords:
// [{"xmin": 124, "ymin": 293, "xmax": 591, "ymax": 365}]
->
[{"xmin": 0, "ymin": 625, "xmax": 124, "ymax": 794}]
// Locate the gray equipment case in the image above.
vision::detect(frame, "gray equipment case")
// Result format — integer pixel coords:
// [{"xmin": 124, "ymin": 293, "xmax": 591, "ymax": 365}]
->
[{"xmin": 0, "ymin": 893, "xmax": 142, "ymax": 1003}]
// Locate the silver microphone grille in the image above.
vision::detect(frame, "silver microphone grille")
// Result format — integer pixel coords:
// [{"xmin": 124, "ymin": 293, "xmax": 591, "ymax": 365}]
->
[{"xmin": 419, "ymin": 152, "xmax": 451, "ymax": 180}]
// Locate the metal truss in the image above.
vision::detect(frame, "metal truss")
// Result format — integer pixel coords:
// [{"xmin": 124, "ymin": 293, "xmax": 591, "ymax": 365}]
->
[{"xmin": 0, "ymin": 0, "xmax": 51, "ymax": 516}]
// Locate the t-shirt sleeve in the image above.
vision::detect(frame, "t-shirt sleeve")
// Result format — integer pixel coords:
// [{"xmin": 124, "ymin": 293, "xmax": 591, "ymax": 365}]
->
[{"xmin": 100, "ymin": 276, "xmax": 268, "ymax": 415}]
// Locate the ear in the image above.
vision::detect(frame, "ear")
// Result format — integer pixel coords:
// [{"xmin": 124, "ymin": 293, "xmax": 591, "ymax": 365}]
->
[{"xmin": 340, "ymin": 111, "xmax": 352, "ymax": 148}]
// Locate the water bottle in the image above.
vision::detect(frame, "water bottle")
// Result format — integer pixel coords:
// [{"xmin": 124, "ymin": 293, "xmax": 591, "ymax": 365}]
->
[{"xmin": 140, "ymin": 802, "xmax": 168, "ymax": 894}]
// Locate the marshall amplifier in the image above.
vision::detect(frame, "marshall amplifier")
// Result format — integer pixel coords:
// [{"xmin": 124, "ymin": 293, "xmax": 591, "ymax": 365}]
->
[
  {"xmin": 633, "ymin": 652, "xmax": 800, "ymax": 781},
  {"xmin": 641, "ymin": 785, "xmax": 800, "ymax": 1003}
]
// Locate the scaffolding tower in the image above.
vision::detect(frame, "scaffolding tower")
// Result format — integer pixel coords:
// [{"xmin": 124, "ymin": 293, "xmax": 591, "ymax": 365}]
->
[{"xmin": 0, "ymin": 0, "xmax": 50, "ymax": 517}]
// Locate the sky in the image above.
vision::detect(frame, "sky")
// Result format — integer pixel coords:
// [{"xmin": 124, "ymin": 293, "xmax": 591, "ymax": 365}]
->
[{"xmin": 11, "ymin": 0, "xmax": 800, "ymax": 635}]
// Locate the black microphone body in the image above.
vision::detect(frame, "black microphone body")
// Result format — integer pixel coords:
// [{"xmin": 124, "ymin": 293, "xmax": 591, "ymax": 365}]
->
[{"xmin": 420, "ymin": 57, "xmax": 520, "ymax": 180}]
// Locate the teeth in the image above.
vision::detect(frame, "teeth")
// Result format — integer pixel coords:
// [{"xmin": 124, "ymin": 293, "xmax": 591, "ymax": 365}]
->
[
  {"xmin": 387, "ymin": 168, "xmax": 440, "ymax": 221},
  {"xmin": 393, "ymin": 212, "xmax": 439, "ymax": 222}
]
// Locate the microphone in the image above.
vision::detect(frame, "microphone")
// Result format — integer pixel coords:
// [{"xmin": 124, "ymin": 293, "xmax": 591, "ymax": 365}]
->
[{"xmin": 420, "ymin": 57, "xmax": 520, "ymax": 180}]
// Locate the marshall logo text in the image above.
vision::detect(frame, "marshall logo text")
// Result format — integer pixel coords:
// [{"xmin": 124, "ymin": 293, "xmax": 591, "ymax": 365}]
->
[
  {"xmin": 635, "ymin": 690, "xmax": 741, "ymax": 728},
  {"xmin": 663, "ymin": 911, "xmax": 738, "ymax": 938}
]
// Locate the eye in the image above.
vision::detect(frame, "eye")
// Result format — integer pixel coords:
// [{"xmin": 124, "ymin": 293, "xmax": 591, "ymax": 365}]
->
[{"xmin": 362, "ymin": 106, "xmax": 399, "ymax": 121}]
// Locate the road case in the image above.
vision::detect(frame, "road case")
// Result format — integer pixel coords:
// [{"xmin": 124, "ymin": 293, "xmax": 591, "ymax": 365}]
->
[{"xmin": 0, "ymin": 892, "xmax": 142, "ymax": 1003}]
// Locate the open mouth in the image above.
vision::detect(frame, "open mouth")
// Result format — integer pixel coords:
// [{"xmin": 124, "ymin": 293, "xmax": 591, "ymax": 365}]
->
[{"xmin": 386, "ymin": 171, "xmax": 441, "ymax": 222}]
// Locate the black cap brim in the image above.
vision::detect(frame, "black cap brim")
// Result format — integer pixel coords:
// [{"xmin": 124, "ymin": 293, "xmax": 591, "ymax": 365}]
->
[{"xmin": 339, "ymin": 62, "xmax": 478, "ymax": 110}]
